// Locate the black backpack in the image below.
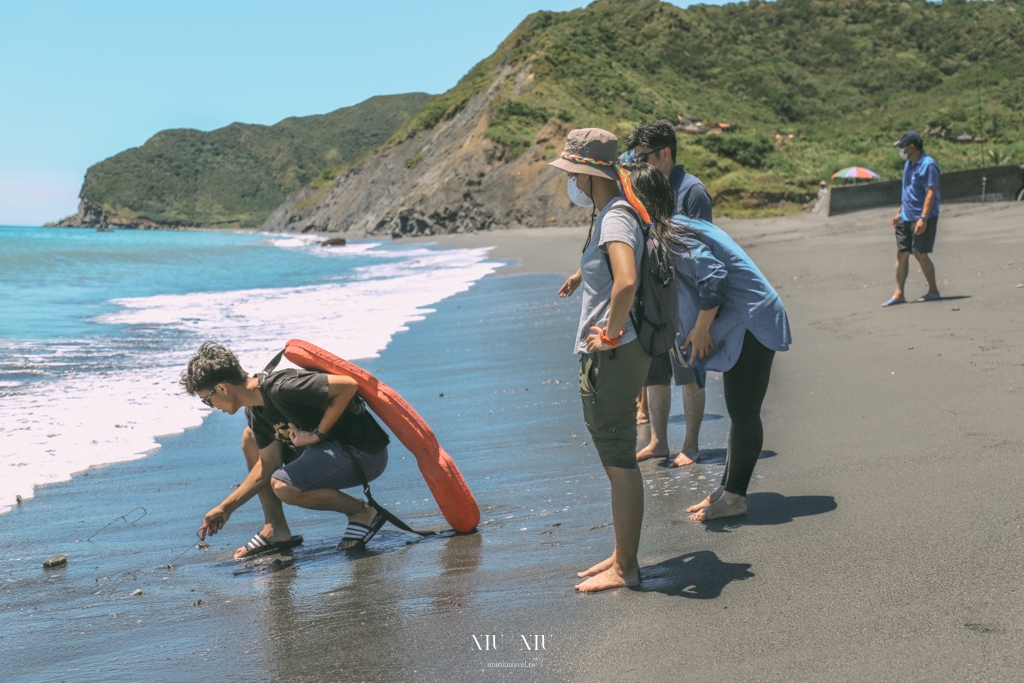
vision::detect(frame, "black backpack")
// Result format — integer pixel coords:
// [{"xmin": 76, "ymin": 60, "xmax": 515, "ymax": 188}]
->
[{"xmin": 603, "ymin": 205, "xmax": 680, "ymax": 357}]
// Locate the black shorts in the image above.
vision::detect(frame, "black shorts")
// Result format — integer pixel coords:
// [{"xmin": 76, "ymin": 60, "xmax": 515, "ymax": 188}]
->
[
  {"xmin": 644, "ymin": 350, "xmax": 697, "ymax": 387},
  {"xmin": 895, "ymin": 217, "xmax": 938, "ymax": 254}
]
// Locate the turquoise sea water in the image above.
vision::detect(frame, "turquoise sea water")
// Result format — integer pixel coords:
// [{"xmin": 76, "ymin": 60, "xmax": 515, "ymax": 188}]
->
[
  {"xmin": 0, "ymin": 226, "xmax": 738, "ymax": 681},
  {"xmin": 0, "ymin": 226, "xmax": 499, "ymax": 511}
]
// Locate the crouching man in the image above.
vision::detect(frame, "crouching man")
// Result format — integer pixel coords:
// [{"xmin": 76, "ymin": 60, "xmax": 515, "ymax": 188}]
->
[{"xmin": 180, "ymin": 342, "xmax": 390, "ymax": 557}]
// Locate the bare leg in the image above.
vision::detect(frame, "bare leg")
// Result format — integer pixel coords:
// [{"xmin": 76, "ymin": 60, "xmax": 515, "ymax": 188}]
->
[
  {"xmin": 576, "ymin": 466, "xmax": 644, "ymax": 592},
  {"xmin": 235, "ymin": 428, "xmax": 292, "ymax": 559},
  {"xmin": 636, "ymin": 384, "xmax": 670, "ymax": 461},
  {"xmin": 889, "ymin": 250, "xmax": 910, "ymax": 303},
  {"xmin": 689, "ymin": 490, "xmax": 746, "ymax": 521},
  {"xmin": 914, "ymin": 253, "xmax": 940, "ymax": 298},
  {"xmin": 270, "ymin": 480, "xmax": 378, "ymax": 550},
  {"xmin": 672, "ymin": 384, "xmax": 706, "ymax": 467},
  {"xmin": 636, "ymin": 388, "xmax": 649, "ymax": 425}
]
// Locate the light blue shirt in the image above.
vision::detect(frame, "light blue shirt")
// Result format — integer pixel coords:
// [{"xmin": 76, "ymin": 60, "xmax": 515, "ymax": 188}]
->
[
  {"xmin": 671, "ymin": 218, "xmax": 791, "ymax": 384},
  {"xmin": 899, "ymin": 154, "xmax": 941, "ymax": 221}
]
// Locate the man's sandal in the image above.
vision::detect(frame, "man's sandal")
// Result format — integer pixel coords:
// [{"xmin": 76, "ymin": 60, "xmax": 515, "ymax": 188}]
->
[
  {"xmin": 337, "ymin": 502, "xmax": 387, "ymax": 551},
  {"xmin": 237, "ymin": 533, "xmax": 304, "ymax": 559}
]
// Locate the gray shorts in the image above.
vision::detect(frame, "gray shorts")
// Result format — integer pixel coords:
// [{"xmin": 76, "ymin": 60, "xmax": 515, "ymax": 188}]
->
[
  {"xmin": 271, "ymin": 441, "xmax": 388, "ymax": 492},
  {"xmin": 644, "ymin": 350, "xmax": 697, "ymax": 386}
]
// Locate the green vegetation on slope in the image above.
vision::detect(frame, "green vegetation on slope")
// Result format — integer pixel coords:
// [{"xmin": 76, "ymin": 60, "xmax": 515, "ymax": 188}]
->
[
  {"xmin": 396, "ymin": 0, "xmax": 1024, "ymax": 216},
  {"xmin": 80, "ymin": 93, "xmax": 430, "ymax": 227}
]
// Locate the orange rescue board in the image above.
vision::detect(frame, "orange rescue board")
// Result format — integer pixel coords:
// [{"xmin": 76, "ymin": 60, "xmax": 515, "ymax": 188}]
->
[{"xmin": 284, "ymin": 338, "xmax": 480, "ymax": 533}]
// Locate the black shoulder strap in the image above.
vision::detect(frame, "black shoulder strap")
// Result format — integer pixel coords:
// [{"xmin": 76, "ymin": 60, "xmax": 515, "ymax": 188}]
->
[
  {"xmin": 350, "ymin": 456, "xmax": 435, "ymax": 538},
  {"xmin": 601, "ymin": 205, "xmax": 648, "ymax": 334},
  {"xmin": 261, "ymin": 347, "xmax": 435, "ymax": 539},
  {"xmin": 263, "ymin": 349, "xmax": 285, "ymax": 374}
]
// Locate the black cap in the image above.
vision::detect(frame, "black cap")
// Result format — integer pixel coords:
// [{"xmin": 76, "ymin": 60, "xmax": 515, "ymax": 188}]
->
[{"xmin": 893, "ymin": 130, "xmax": 923, "ymax": 147}]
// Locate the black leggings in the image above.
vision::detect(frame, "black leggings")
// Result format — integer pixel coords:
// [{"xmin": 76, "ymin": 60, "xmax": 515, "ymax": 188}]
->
[{"xmin": 720, "ymin": 330, "xmax": 776, "ymax": 496}]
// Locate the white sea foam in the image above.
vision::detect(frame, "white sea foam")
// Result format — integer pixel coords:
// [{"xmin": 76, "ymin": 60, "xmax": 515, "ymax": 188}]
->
[{"xmin": 0, "ymin": 243, "xmax": 499, "ymax": 513}]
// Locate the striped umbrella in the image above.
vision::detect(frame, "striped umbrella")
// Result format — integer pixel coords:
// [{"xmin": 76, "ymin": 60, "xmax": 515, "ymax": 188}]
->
[{"xmin": 831, "ymin": 166, "xmax": 879, "ymax": 179}]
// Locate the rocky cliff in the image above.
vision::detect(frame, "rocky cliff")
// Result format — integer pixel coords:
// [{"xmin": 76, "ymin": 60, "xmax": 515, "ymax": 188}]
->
[{"xmin": 261, "ymin": 66, "xmax": 580, "ymax": 237}]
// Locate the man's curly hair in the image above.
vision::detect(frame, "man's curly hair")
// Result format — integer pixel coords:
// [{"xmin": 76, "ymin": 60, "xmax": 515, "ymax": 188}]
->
[{"xmin": 180, "ymin": 342, "xmax": 248, "ymax": 395}]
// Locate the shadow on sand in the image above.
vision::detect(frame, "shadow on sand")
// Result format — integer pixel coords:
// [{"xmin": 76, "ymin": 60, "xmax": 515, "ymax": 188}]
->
[
  {"xmin": 668, "ymin": 412, "xmax": 725, "ymax": 424},
  {"xmin": 657, "ymin": 449, "xmax": 776, "ymax": 467},
  {"xmin": 637, "ymin": 550, "xmax": 753, "ymax": 599},
  {"xmin": 701, "ymin": 492, "xmax": 837, "ymax": 533},
  {"xmin": 911, "ymin": 294, "xmax": 971, "ymax": 303}
]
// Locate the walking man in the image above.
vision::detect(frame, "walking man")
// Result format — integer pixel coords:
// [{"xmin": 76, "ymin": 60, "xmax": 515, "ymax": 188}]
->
[
  {"xmin": 625, "ymin": 119, "xmax": 713, "ymax": 467},
  {"xmin": 883, "ymin": 130, "xmax": 941, "ymax": 307}
]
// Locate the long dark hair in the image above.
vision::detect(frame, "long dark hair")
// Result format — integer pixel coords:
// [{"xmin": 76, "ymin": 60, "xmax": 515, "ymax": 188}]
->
[{"xmin": 627, "ymin": 163, "xmax": 700, "ymax": 252}]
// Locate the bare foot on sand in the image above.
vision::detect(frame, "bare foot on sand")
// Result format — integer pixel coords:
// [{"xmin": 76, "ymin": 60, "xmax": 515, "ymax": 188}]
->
[
  {"xmin": 234, "ymin": 523, "xmax": 294, "ymax": 559},
  {"xmin": 685, "ymin": 486, "xmax": 724, "ymax": 513},
  {"xmin": 575, "ymin": 566, "xmax": 640, "ymax": 592},
  {"xmin": 670, "ymin": 446, "xmax": 700, "ymax": 467},
  {"xmin": 577, "ymin": 554, "xmax": 614, "ymax": 578},
  {"xmin": 688, "ymin": 491, "xmax": 746, "ymax": 521},
  {"xmin": 636, "ymin": 442, "xmax": 669, "ymax": 462}
]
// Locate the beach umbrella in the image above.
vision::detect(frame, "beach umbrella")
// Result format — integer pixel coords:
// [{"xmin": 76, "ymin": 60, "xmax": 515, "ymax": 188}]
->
[{"xmin": 831, "ymin": 166, "xmax": 879, "ymax": 179}]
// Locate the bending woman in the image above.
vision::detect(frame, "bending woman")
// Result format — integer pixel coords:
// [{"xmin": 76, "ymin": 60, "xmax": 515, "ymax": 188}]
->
[
  {"xmin": 550, "ymin": 129, "xmax": 679, "ymax": 592},
  {"xmin": 629, "ymin": 166, "xmax": 792, "ymax": 521}
]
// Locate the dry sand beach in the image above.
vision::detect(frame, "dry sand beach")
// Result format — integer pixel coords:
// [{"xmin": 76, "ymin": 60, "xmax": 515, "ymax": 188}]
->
[
  {"xmin": 3, "ymin": 201, "xmax": 1022, "ymax": 682},
  {"xmin": 409, "ymin": 201, "xmax": 1024, "ymax": 679}
]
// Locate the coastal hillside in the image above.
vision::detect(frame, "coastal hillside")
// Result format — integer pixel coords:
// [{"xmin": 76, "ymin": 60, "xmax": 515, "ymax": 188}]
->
[
  {"xmin": 264, "ymin": 0, "xmax": 1023, "ymax": 235},
  {"xmin": 51, "ymin": 93, "xmax": 430, "ymax": 229}
]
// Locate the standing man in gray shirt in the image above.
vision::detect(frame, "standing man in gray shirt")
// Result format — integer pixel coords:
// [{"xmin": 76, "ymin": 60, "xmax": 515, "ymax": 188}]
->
[{"xmin": 625, "ymin": 119, "xmax": 714, "ymax": 467}]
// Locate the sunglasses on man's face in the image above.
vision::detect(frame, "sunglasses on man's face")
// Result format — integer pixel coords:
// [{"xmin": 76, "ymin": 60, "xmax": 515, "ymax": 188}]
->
[
  {"xmin": 201, "ymin": 386, "xmax": 218, "ymax": 407},
  {"xmin": 620, "ymin": 147, "xmax": 666, "ymax": 165}
]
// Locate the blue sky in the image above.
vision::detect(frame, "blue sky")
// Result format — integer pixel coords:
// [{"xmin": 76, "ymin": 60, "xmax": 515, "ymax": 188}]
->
[{"xmin": 0, "ymin": 0, "xmax": 733, "ymax": 226}]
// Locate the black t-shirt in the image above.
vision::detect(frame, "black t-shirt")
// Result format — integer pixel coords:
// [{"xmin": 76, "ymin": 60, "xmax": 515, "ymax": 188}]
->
[{"xmin": 245, "ymin": 369, "xmax": 390, "ymax": 455}]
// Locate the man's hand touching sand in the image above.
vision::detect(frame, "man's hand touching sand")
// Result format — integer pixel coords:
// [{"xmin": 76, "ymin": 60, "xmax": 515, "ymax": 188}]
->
[{"xmin": 201, "ymin": 505, "xmax": 231, "ymax": 540}]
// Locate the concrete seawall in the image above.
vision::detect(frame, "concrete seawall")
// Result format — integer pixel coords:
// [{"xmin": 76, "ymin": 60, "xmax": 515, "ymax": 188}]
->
[{"xmin": 826, "ymin": 164, "xmax": 1023, "ymax": 216}]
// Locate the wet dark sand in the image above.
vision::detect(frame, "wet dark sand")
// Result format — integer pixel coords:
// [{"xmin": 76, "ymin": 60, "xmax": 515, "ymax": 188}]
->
[{"xmin": 4, "ymin": 201, "xmax": 1024, "ymax": 681}]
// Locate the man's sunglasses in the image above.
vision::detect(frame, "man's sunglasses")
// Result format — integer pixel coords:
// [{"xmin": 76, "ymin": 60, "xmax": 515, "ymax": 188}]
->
[
  {"xmin": 619, "ymin": 147, "xmax": 666, "ymax": 165},
  {"xmin": 201, "ymin": 386, "xmax": 218, "ymax": 407}
]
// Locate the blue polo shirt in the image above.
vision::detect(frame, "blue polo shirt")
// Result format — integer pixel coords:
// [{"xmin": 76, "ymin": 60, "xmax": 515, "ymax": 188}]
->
[
  {"xmin": 669, "ymin": 165, "xmax": 713, "ymax": 223},
  {"xmin": 899, "ymin": 154, "xmax": 941, "ymax": 222}
]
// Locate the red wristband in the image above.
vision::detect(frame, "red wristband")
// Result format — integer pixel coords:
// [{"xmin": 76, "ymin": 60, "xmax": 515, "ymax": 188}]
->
[{"xmin": 599, "ymin": 330, "xmax": 622, "ymax": 347}]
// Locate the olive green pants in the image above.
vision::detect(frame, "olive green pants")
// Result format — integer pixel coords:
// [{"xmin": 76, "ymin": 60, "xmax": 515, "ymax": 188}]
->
[{"xmin": 579, "ymin": 340, "xmax": 652, "ymax": 469}]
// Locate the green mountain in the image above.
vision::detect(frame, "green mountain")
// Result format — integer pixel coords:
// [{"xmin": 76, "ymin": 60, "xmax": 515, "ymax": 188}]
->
[
  {"xmin": 53, "ymin": 93, "xmax": 430, "ymax": 229},
  {"xmin": 385, "ymin": 0, "xmax": 1023, "ymax": 216}
]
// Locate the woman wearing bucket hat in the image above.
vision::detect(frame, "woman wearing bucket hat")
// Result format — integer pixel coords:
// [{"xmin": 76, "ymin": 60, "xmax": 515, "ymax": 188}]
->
[{"xmin": 548, "ymin": 128, "xmax": 664, "ymax": 592}]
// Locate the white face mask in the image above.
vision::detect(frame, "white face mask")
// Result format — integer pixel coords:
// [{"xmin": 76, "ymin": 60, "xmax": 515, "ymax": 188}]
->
[
  {"xmin": 567, "ymin": 175, "xmax": 593, "ymax": 208},
  {"xmin": 899, "ymin": 147, "xmax": 909, "ymax": 161}
]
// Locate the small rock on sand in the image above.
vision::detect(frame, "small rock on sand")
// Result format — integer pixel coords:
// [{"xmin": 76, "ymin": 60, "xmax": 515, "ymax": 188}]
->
[{"xmin": 43, "ymin": 555, "xmax": 67, "ymax": 568}]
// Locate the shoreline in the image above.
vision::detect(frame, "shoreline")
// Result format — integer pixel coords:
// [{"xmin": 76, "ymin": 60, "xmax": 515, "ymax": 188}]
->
[{"xmin": 5, "ymin": 200, "xmax": 1024, "ymax": 679}]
